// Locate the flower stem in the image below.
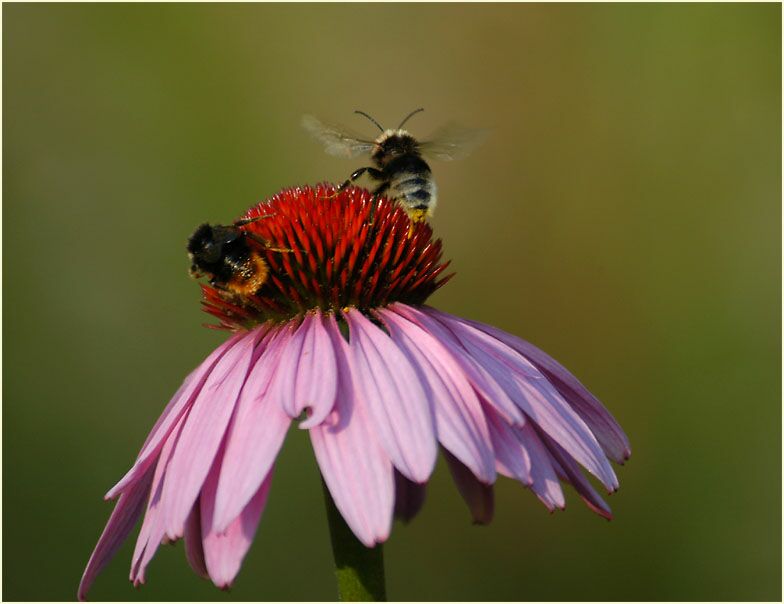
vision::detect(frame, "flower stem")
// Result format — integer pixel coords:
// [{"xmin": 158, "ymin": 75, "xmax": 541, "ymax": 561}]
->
[{"xmin": 322, "ymin": 480, "xmax": 387, "ymax": 601}]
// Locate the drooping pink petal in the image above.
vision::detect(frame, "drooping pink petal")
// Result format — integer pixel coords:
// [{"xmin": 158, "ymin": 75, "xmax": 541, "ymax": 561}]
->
[
  {"xmin": 343, "ymin": 309, "xmax": 437, "ymax": 483},
  {"xmin": 538, "ymin": 430, "xmax": 613, "ymax": 520},
  {"xmin": 427, "ymin": 310, "xmax": 541, "ymax": 380},
  {"xmin": 105, "ymin": 331, "xmax": 249, "ymax": 500},
  {"xmin": 484, "ymin": 405, "xmax": 532, "ymax": 485},
  {"xmin": 516, "ymin": 423, "xmax": 566, "ymax": 511},
  {"xmin": 183, "ymin": 502, "xmax": 209, "ymax": 579},
  {"xmin": 390, "ymin": 304, "xmax": 525, "ymax": 426},
  {"xmin": 162, "ymin": 329, "xmax": 260, "ymax": 540},
  {"xmin": 429, "ymin": 308, "xmax": 618, "ymax": 492},
  {"xmin": 378, "ymin": 308, "xmax": 495, "ymax": 483},
  {"xmin": 269, "ymin": 312, "xmax": 338, "ymax": 429},
  {"xmin": 511, "ymin": 372, "xmax": 618, "ymax": 491},
  {"xmin": 388, "ymin": 303, "xmax": 525, "ymax": 425},
  {"xmin": 483, "ymin": 404, "xmax": 567, "ymax": 512},
  {"xmin": 459, "ymin": 315, "xmax": 631, "ymax": 463},
  {"xmin": 212, "ymin": 329, "xmax": 292, "ymax": 533},
  {"xmin": 200, "ymin": 458, "xmax": 274, "ymax": 589},
  {"xmin": 78, "ymin": 467, "xmax": 154, "ymax": 601},
  {"xmin": 310, "ymin": 321, "xmax": 394, "ymax": 547},
  {"xmin": 130, "ymin": 413, "xmax": 187, "ymax": 586},
  {"xmin": 393, "ymin": 470, "xmax": 427, "ymax": 524},
  {"xmin": 443, "ymin": 449, "xmax": 494, "ymax": 525}
]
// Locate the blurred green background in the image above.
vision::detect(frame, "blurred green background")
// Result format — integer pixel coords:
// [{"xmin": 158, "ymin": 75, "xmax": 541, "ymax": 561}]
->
[{"xmin": 3, "ymin": 3, "xmax": 781, "ymax": 601}]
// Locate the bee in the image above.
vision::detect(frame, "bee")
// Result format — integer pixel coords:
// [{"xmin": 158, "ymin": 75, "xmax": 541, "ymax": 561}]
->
[
  {"xmin": 187, "ymin": 217, "xmax": 286, "ymax": 298},
  {"xmin": 302, "ymin": 109, "xmax": 487, "ymax": 224}
]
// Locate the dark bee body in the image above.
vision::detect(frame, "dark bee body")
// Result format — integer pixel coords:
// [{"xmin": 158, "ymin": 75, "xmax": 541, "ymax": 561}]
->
[
  {"xmin": 368, "ymin": 132, "xmax": 437, "ymax": 223},
  {"xmin": 302, "ymin": 109, "xmax": 486, "ymax": 224},
  {"xmin": 187, "ymin": 223, "xmax": 269, "ymax": 297}
]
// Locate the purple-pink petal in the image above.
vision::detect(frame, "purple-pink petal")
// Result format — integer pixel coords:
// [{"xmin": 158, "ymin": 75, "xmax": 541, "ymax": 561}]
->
[
  {"xmin": 516, "ymin": 423, "xmax": 566, "ymax": 511},
  {"xmin": 378, "ymin": 308, "xmax": 495, "ymax": 483},
  {"xmin": 344, "ymin": 309, "xmax": 437, "ymax": 483},
  {"xmin": 429, "ymin": 312, "xmax": 541, "ymax": 380},
  {"xmin": 391, "ymin": 304, "xmax": 526, "ymax": 426},
  {"xmin": 484, "ymin": 405, "xmax": 532, "ymax": 485},
  {"xmin": 200, "ymin": 459, "xmax": 274, "ymax": 589},
  {"xmin": 430, "ymin": 309, "xmax": 618, "ymax": 492},
  {"xmin": 78, "ymin": 467, "xmax": 154, "ymax": 601},
  {"xmin": 459, "ymin": 314, "xmax": 631, "ymax": 464},
  {"xmin": 444, "ymin": 449, "xmax": 494, "ymax": 525},
  {"xmin": 270, "ymin": 312, "xmax": 338, "ymax": 429},
  {"xmin": 105, "ymin": 331, "xmax": 248, "ymax": 501},
  {"xmin": 212, "ymin": 329, "xmax": 292, "ymax": 533},
  {"xmin": 162, "ymin": 329, "xmax": 259, "ymax": 540},
  {"xmin": 393, "ymin": 471, "xmax": 427, "ymax": 524},
  {"xmin": 298, "ymin": 313, "xmax": 342, "ymax": 429},
  {"xmin": 310, "ymin": 323, "xmax": 394, "ymax": 547},
  {"xmin": 539, "ymin": 430, "xmax": 613, "ymax": 520},
  {"xmin": 510, "ymin": 372, "xmax": 618, "ymax": 491},
  {"xmin": 183, "ymin": 503, "xmax": 209, "ymax": 579},
  {"xmin": 130, "ymin": 413, "xmax": 187, "ymax": 585}
]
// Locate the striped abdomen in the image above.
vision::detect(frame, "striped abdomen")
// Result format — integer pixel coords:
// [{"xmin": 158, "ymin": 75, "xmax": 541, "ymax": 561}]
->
[{"xmin": 390, "ymin": 170, "xmax": 438, "ymax": 218}]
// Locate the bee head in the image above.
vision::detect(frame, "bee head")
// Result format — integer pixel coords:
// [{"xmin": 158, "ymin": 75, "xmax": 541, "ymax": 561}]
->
[
  {"xmin": 372, "ymin": 131, "xmax": 419, "ymax": 165},
  {"xmin": 187, "ymin": 223, "xmax": 242, "ymax": 274}
]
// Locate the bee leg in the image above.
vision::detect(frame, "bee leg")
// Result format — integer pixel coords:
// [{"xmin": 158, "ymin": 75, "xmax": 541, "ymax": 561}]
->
[
  {"xmin": 236, "ymin": 215, "xmax": 295, "ymax": 252},
  {"xmin": 331, "ymin": 167, "xmax": 384, "ymax": 198},
  {"xmin": 373, "ymin": 181, "xmax": 390, "ymax": 197},
  {"xmin": 234, "ymin": 214, "xmax": 274, "ymax": 227}
]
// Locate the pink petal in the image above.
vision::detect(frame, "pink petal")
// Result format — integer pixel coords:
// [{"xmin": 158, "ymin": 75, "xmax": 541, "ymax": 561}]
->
[
  {"xmin": 430, "ymin": 309, "xmax": 618, "ymax": 492},
  {"xmin": 105, "ymin": 332, "xmax": 249, "ymax": 500},
  {"xmin": 310, "ymin": 322, "xmax": 394, "ymax": 547},
  {"xmin": 184, "ymin": 502, "xmax": 209, "ymax": 579},
  {"xmin": 484, "ymin": 405, "xmax": 532, "ymax": 485},
  {"xmin": 443, "ymin": 449, "xmax": 494, "ymax": 525},
  {"xmin": 390, "ymin": 304, "xmax": 525, "ymax": 426},
  {"xmin": 212, "ymin": 329, "xmax": 292, "ymax": 533},
  {"xmin": 539, "ymin": 431, "xmax": 613, "ymax": 520},
  {"xmin": 516, "ymin": 423, "xmax": 565, "ymax": 511},
  {"xmin": 377, "ymin": 308, "xmax": 495, "ymax": 483},
  {"xmin": 393, "ymin": 471, "xmax": 427, "ymax": 524},
  {"xmin": 77, "ymin": 467, "xmax": 154, "ymax": 601},
  {"xmin": 461, "ymin": 316, "xmax": 631, "ymax": 463},
  {"xmin": 428, "ymin": 310, "xmax": 540, "ymax": 379},
  {"xmin": 130, "ymin": 413, "xmax": 187, "ymax": 585},
  {"xmin": 269, "ymin": 312, "xmax": 338, "ymax": 429},
  {"xmin": 512, "ymin": 373, "xmax": 618, "ymax": 491},
  {"xmin": 298, "ymin": 313, "xmax": 340, "ymax": 429},
  {"xmin": 162, "ymin": 329, "xmax": 260, "ymax": 540},
  {"xmin": 200, "ymin": 459, "xmax": 274, "ymax": 589},
  {"xmin": 343, "ymin": 309, "xmax": 437, "ymax": 483}
]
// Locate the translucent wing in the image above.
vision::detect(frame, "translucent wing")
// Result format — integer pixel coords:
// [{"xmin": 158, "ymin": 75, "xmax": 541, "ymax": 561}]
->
[
  {"xmin": 419, "ymin": 122, "xmax": 490, "ymax": 161},
  {"xmin": 301, "ymin": 114, "xmax": 375, "ymax": 158}
]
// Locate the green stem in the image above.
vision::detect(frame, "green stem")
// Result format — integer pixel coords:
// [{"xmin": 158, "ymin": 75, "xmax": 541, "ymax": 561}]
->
[{"xmin": 322, "ymin": 481, "xmax": 387, "ymax": 601}]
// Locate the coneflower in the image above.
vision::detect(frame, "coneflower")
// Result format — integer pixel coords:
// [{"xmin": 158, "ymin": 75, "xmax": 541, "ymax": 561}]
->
[{"xmin": 79, "ymin": 184, "xmax": 630, "ymax": 601}]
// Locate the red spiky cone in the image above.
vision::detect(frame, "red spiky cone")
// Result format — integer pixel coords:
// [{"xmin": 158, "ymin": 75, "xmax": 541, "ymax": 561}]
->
[{"xmin": 200, "ymin": 183, "xmax": 453, "ymax": 330}]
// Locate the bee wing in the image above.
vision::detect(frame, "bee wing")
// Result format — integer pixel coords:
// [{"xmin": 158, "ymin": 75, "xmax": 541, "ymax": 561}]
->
[
  {"xmin": 419, "ymin": 122, "xmax": 490, "ymax": 161},
  {"xmin": 301, "ymin": 114, "xmax": 375, "ymax": 158}
]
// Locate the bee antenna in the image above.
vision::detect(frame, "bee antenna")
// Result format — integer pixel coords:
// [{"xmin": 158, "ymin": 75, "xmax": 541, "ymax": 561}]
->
[
  {"xmin": 397, "ymin": 108, "xmax": 424, "ymax": 130},
  {"xmin": 354, "ymin": 110, "xmax": 384, "ymax": 132}
]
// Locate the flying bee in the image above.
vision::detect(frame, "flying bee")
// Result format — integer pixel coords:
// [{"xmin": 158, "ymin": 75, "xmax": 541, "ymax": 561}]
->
[
  {"xmin": 302, "ymin": 108, "xmax": 488, "ymax": 224},
  {"xmin": 187, "ymin": 217, "xmax": 288, "ymax": 299}
]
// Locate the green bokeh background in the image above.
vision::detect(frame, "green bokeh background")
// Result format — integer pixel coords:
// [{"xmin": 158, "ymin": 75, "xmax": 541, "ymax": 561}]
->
[{"xmin": 3, "ymin": 3, "xmax": 781, "ymax": 601}]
